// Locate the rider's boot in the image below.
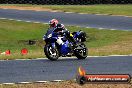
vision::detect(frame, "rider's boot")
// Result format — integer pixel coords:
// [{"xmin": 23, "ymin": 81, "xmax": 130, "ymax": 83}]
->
[
  {"xmin": 65, "ymin": 30, "xmax": 77, "ymax": 48},
  {"xmin": 69, "ymin": 36, "xmax": 77, "ymax": 48}
]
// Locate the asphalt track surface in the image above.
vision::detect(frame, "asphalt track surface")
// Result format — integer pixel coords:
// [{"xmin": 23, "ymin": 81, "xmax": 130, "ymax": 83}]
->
[
  {"xmin": 0, "ymin": 9, "xmax": 132, "ymax": 83},
  {"xmin": 0, "ymin": 56, "xmax": 132, "ymax": 83},
  {"xmin": 0, "ymin": 9, "xmax": 132, "ymax": 30}
]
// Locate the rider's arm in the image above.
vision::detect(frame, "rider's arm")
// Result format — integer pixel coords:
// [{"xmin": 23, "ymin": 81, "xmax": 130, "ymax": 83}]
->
[{"xmin": 53, "ymin": 24, "xmax": 66, "ymax": 34}]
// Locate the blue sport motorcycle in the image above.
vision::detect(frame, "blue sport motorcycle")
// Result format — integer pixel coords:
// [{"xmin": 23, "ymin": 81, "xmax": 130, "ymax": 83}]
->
[{"xmin": 43, "ymin": 29, "xmax": 88, "ymax": 61}]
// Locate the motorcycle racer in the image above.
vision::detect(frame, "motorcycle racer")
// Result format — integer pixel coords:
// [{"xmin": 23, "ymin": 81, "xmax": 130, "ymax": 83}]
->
[
  {"xmin": 48, "ymin": 19, "xmax": 77, "ymax": 47},
  {"xmin": 43, "ymin": 19, "xmax": 88, "ymax": 60}
]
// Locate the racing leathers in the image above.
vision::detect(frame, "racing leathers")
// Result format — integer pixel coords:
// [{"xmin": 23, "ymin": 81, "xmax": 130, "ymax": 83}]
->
[{"xmin": 50, "ymin": 23, "xmax": 76, "ymax": 46}]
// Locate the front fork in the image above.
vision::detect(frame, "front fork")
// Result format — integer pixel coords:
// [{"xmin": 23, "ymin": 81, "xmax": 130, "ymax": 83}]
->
[
  {"xmin": 48, "ymin": 43, "xmax": 56, "ymax": 56},
  {"xmin": 51, "ymin": 43, "xmax": 56, "ymax": 48}
]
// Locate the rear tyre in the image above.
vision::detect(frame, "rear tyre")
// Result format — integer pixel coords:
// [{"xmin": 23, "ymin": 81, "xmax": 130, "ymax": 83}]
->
[
  {"xmin": 44, "ymin": 44, "xmax": 59, "ymax": 61},
  {"xmin": 74, "ymin": 43, "xmax": 88, "ymax": 59}
]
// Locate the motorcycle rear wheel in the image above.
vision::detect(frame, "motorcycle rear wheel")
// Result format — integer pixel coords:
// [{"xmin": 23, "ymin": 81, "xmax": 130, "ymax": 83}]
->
[{"xmin": 74, "ymin": 43, "xmax": 88, "ymax": 59}]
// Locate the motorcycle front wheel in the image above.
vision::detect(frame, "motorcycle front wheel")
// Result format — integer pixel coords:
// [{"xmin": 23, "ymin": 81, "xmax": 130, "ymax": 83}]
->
[{"xmin": 44, "ymin": 44, "xmax": 59, "ymax": 61}]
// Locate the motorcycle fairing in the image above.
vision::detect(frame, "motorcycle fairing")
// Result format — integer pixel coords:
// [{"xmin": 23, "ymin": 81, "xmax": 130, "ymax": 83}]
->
[{"xmin": 60, "ymin": 40, "xmax": 71, "ymax": 55}]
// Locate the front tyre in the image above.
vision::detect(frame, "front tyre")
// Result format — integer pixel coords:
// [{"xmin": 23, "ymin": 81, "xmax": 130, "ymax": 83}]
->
[
  {"xmin": 74, "ymin": 43, "xmax": 88, "ymax": 59},
  {"xmin": 44, "ymin": 44, "xmax": 59, "ymax": 61}
]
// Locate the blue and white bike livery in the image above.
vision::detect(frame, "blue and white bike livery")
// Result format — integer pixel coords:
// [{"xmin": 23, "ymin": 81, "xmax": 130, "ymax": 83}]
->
[{"xmin": 43, "ymin": 28, "xmax": 87, "ymax": 61}]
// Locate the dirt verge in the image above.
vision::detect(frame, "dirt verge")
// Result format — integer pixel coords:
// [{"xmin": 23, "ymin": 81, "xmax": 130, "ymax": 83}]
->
[
  {"xmin": 0, "ymin": 6, "xmax": 61, "ymax": 12},
  {"xmin": 1, "ymin": 81, "xmax": 132, "ymax": 88}
]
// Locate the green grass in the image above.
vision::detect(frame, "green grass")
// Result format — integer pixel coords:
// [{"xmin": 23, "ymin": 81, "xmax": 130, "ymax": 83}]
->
[
  {"xmin": 0, "ymin": 19, "xmax": 47, "ymax": 59},
  {"xmin": 0, "ymin": 19, "xmax": 132, "ymax": 59},
  {"xmin": 0, "ymin": 4, "xmax": 132, "ymax": 16},
  {"xmin": 41, "ymin": 5, "xmax": 132, "ymax": 16}
]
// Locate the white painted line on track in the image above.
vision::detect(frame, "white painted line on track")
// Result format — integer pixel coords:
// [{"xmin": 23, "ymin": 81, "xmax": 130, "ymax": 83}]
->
[
  {"xmin": 91, "ymin": 55, "xmax": 132, "ymax": 57},
  {"xmin": 16, "ymin": 20, "xmax": 22, "ymax": 22},
  {"xmin": 51, "ymin": 80, "xmax": 64, "ymax": 82},
  {"xmin": 33, "ymin": 58, "xmax": 48, "ymax": 60},
  {"xmin": 50, "ymin": 11, "xmax": 59, "ymax": 12},
  {"xmin": 108, "ymin": 54, "xmax": 132, "ymax": 57},
  {"xmin": 98, "ymin": 28, "xmax": 105, "ymax": 30},
  {"xmin": 8, "ymin": 19, "xmax": 15, "ymax": 21},
  {"xmin": 2, "ymin": 83, "xmax": 15, "ymax": 85},
  {"xmin": 87, "ymin": 56, "xmax": 108, "ymax": 57},
  {"xmin": 2, "ymin": 8, "xmax": 8, "ymax": 10},
  {"xmin": 18, "ymin": 82, "xmax": 32, "ymax": 84},
  {"xmin": 65, "ymin": 12, "xmax": 74, "ymax": 13},
  {"xmin": 35, "ymin": 10, "xmax": 44, "ymax": 12},
  {"xmin": 42, "ymin": 23, "xmax": 48, "ymax": 24},
  {"xmin": 15, "ymin": 59, "xmax": 32, "ymax": 60},
  {"xmin": 78, "ymin": 13, "xmax": 87, "ymax": 14},
  {"xmin": 85, "ymin": 27, "xmax": 91, "ymax": 28},
  {"xmin": 33, "ymin": 22, "xmax": 41, "ymax": 24},
  {"xmin": 124, "ymin": 16, "xmax": 132, "ymax": 18},
  {"xmin": 0, "ymin": 59, "xmax": 7, "ymax": 61},
  {"xmin": 35, "ymin": 81, "xmax": 48, "ymax": 83},
  {"xmin": 0, "ymin": 18, "xmax": 131, "ymax": 31},
  {"xmin": 0, "ymin": 80, "xmax": 66, "ymax": 85},
  {"xmin": 0, "ymin": 18, "xmax": 7, "ymax": 19},
  {"xmin": 0, "ymin": 55, "xmax": 132, "ymax": 61},
  {"xmin": 96, "ymin": 14, "xmax": 109, "ymax": 16},
  {"xmin": 110, "ymin": 29, "xmax": 116, "ymax": 30},
  {"xmin": 108, "ymin": 55, "xmax": 129, "ymax": 56},
  {"xmin": 25, "ymin": 21, "xmax": 31, "ymax": 23},
  {"xmin": 0, "ymin": 18, "xmax": 43, "ymax": 24}
]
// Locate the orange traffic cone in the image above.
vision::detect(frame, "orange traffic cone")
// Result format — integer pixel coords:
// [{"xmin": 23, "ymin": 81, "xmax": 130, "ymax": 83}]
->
[
  {"xmin": 5, "ymin": 50, "xmax": 11, "ymax": 55},
  {"xmin": 21, "ymin": 48, "xmax": 28, "ymax": 55}
]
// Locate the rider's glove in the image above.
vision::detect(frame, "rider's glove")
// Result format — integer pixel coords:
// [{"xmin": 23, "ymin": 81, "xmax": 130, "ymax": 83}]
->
[{"xmin": 43, "ymin": 35, "xmax": 46, "ymax": 40}]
